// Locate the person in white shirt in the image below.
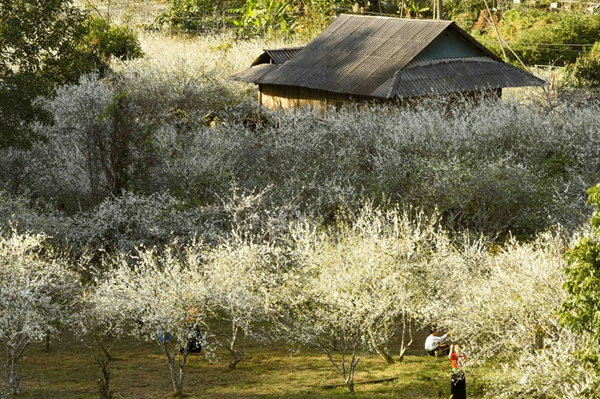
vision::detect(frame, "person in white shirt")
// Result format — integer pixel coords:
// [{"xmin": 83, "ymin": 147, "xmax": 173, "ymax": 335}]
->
[{"xmin": 425, "ymin": 328, "xmax": 450, "ymax": 357}]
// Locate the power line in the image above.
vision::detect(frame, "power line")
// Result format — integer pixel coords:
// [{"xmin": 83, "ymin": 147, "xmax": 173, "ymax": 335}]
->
[{"xmin": 504, "ymin": 41, "xmax": 596, "ymax": 47}]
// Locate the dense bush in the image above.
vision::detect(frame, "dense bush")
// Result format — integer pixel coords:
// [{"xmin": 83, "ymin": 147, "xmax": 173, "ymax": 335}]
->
[
  {"xmin": 139, "ymin": 98, "xmax": 599, "ymax": 237},
  {"xmin": 84, "ymin": 16, "xmax": 143, "ymax": 61},
  {"xmin": 2, "ymin": 70, "xmax": 599, "ymax": 239},
  {"xmin": 0, "ymin": 190, "xmax": 222, "ymax": 254},
  {"xmin": 563, "ymin": 43, "xmax": 600, "ymax": 88},
  {"xmin": 2, "ymin": 29, "xmax": 599, "ymax": 240}
]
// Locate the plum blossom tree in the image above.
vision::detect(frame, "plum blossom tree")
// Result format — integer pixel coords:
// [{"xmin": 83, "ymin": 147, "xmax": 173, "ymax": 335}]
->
[
  {"xmin": 203, "ymin": 237, "xmax": 276, "ymax": 370},
  {"xmin": 279, "ymin": 207, "xmax": 419, "ymax": 392},
  {"xmin": 408, "ymin": 224, "xmax": 598, "ymax": 397},
  {"xmin": 93, "ymin": 244, "xmax": 210, "ymax": 398},
  {"xmin": 0, "ymin": 232, "xmax": 79, "ymax": 395},
  {"xmin": 419, "ymin": 230, "xmax": 567, "ymax": 361},
  {"xmin": 74, "ymin": 282, "xmax": 127, "ymax": 399}
]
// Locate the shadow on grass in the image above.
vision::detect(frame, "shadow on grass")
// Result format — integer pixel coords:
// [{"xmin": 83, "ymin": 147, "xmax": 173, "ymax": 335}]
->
[{"xmin": 17, "ymin": 333, "xmax": 484, "ymax": 399}]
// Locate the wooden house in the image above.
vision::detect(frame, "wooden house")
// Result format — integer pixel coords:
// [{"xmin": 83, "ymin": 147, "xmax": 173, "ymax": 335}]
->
[{"xmin": 229, "ymin": 15, "xmax": 546, "ymax": 111}]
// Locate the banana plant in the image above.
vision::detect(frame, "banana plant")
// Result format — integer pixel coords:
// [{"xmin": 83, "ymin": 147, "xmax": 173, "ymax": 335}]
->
[{"xmin": 230, "ymin": 0, "xmax": 298, "ymax": 36}]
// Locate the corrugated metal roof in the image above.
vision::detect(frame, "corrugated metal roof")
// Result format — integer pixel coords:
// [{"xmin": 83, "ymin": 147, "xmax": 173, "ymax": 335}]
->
[
  {"xmin": 404, "ymin": 56, "xmax": 495, "ymax": 69},
  {"xmin": 392, "ymin": 59, "xmax": 546, "ymax": 98},
  {"xmin": 229, "ymin": 64, "xmax": 279, "ymax": 83},
  {"xmin": 236, "ymin": 15, "xmax": 453, "ymax": 96},
  {"xmin": 230, "ymin": 14, "xmax": 546, "ymax": 99},
  {"xmin": 251, "ymin": 47, "xmax": 304, "ymax": 66}
]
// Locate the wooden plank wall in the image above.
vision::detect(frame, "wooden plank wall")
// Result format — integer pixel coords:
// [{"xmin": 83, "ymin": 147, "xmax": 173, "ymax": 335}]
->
[
  {"xmin": 258, "ymin": 84, "xmax": 502, "ymax": 112},
  {"xmin": 260, "ymin": 84, "xmax": 371, "ymax": 113}
]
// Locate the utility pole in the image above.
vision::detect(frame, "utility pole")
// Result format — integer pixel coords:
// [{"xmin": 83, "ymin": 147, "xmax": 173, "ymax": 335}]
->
[{"xmin": 437, "ymin": 0, "xmax": 443, "ymax": 19}]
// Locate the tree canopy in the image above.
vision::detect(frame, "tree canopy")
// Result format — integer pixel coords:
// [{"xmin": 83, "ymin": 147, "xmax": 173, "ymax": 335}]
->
[
  {"xmin": 560, "ymin": 183, "xmax": 600, "ymax": 345},
  {"xmin": 0, "ymin": 0, "xmax": 103, "ymax": 149}
]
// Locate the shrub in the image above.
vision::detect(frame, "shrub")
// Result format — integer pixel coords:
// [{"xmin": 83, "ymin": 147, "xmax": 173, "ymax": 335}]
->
[
  {"xmin": 563, "ymin": 43, "xmax": 600, "ymax": 88},
  {"xmin": 84, "ymin": 16, "xmax": 143, "ymax": 61}
]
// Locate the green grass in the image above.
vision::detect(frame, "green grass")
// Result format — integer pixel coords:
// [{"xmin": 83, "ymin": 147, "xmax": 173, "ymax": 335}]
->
[{"xmin": 16, "ymin": 335, "xmax": 486, "ymax": 398}]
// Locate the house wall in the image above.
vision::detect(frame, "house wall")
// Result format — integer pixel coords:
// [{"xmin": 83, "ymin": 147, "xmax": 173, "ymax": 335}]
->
[
  {"xmin": 259, "ymin": 84, "xmax": 502, "ymax": 113},
  {"xmin": 414, "ymin": 29, "xmax": 484, "ymax": 60},
  {"xmin": 259, "ymin": 84, "xmax": 373, "ymax": 113}
]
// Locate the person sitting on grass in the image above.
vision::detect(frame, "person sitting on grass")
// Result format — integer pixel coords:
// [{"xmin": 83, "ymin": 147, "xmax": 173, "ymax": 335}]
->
[{"xmin": 425, "ymin": 328, "xmax": 450, "ymax": 357}]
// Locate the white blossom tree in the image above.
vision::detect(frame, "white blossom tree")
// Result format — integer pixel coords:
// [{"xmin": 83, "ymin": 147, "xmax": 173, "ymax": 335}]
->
[
  {"xmin": 410, "ymin": 226, "xmax": 597, "ymax": 397},
  {"xmin": 73, "ymin": 282, "xmax": 127, "ymax": 399},
  {"xmin": 203, "ymin": 237, "xmax": 276, "ymax": 370},
  {"xmin": 0, "ymin": 232, "xmax": 79, "ymax": 395},
  {"xmin": 93, "ymin": 244, "xmax": 210, "ymax": 398},
  {"xmin": 279, "ymin": 208, "xmax": 416, "ymax": 393}
]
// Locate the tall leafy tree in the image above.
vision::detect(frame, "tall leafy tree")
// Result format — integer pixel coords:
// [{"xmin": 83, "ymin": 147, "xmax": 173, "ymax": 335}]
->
[
  {"xmin": 560, "ymin": 183, "xmax": 600, "ymax": 344},
  {"xmin": 0, "ymin": 0, "xmax": 102, "ymax": 149}
]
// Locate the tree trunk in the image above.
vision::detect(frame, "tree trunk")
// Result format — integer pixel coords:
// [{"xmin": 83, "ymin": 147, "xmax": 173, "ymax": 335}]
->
[
  {"xmin": 166, "ymin": 356, "xmax": 183, "ymax": 397},
  {"xmin": 374, "ymin": 345, "xmax": 395, "ymax": 364},
  {"xmin": 227, "ymin": 326, "xmax": 246, "ymax": 370},
  {"xmin": 228, "ymin": 354, "xmax": 243, "ymax": 370},
  {"xmin": 346, "ymin": 379, "xmax": 355, "ymax": 393},
  {"xmin": 345, "ymin": 360, "xmax": 359, "ymax": 393},
  {"xmin": 398, "ymin": 316, "xmax": 413, "ymax": 362},
  {"xmin": 162, "ymin": 341, "xmax": 188, "ymax": 398},
  {"xmin": 9, "ymin": 350, "xmax": 20, "ymax": 395},
  {"xmin": 7, "ymin": 335, "xmax": 29, "ymax": 395},
  {"xmin": 96, "ymin": 356, "xmax": 112, "ymax": 399},
  {"xmin": 95, "ymin": 337, "xmax": 113, "ymax": 399}
]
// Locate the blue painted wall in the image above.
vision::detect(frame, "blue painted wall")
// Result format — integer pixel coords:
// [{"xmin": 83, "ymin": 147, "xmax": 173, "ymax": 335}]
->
[{"xmin": 414, "ymin": 29, "xmax": 484, "ymax": 60}]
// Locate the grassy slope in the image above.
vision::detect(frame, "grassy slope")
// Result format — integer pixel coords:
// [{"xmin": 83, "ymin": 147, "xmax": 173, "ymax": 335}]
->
[{"xmin": 18, "ymin": 334, "xmax": 486, "ymax": 398}]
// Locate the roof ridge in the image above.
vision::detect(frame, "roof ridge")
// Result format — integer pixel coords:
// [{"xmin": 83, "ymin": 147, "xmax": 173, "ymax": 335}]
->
[
  {"xmin": 263, "ymin": 46, "xmax": 304, "ymax": 52},
  {"xmin": 338, "ymin": 14, "xmax": 453, "ymax": 23},
  {"xmin": 403, "ymin": 56, "xmax": 496, "ymax": 69}
]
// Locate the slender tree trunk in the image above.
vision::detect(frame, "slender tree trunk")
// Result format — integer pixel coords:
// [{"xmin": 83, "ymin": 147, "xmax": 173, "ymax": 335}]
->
[
  {"xmin": 161, "ymin": 340, "xmax": 187, "ymax": 398},
  {"xmin": 374, "ymin": 344, "xmax": 395, "ymax": 364},
  {"xmin": 98, "ymin": 340, "xmax": 113, "ymax": 362},
  {"xmin": 7, "ymin": 335, "xmax": 29, "ymax": 395},
  {"xmin": 95, "ymin": 353, "xmax": 112, "ymax": 399},
  {"xmin": 94, "ymin": 333, "xmax": 114, "ymax": 399},
  {"xmin": 8, "ymin": 349, "xmax": 19, "ymax": 395},
  {"xmin": 346, "ymin": 377, "xmax": 355, "ymax": 393},
  {"xmin": 325, "ymin": 344, "xmax": 362, "ymax": 394},
  {"xmin": 398, "ymin": 316, "xmax": 413, "ymax": 362},
  {"xmin": 227, "ymin": 325, "xmax": 247, "ymax": 370}
]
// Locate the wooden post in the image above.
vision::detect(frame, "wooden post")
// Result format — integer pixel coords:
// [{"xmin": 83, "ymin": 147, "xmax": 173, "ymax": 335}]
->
[{"xmin": 437, "ymin": 0, "xmax": 443, "ymax": 19}]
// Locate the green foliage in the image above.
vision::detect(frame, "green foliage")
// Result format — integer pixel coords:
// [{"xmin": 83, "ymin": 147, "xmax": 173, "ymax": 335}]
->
[
  {"xmin": 294, "ymin": 0, "xmax": 341, "ymax": 34},
  {"xmin": 84, "ymin": 16, "xmax": 143, "ymax": 61},
  {"xmin": 155, "ymin": 0, "xmax": 245, "ymax": 32},
  {"xmin": 404, "ymin": 0, "xmax": 430, "ymax": 18},
  {"xmin": 471, "ymin": 10, "xmax": 600, "ymax": 66},
  {"xmin": 591, "ymin": 184, "xmax": 600, "ymax": 233},
  {"xmin": 0, "ymin": 0, "xmax": 103, "ymax": 149},
  {"xmin": 563, "ymin": 43, "xmax": 600, "ymax": 88},
  {"xmin": 231, "ymin": 0, "xmax": 298, "ymax": 37},
  {"xmin": 560, "ymin": 184, "xmax": 600, "ymax": 345}
]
